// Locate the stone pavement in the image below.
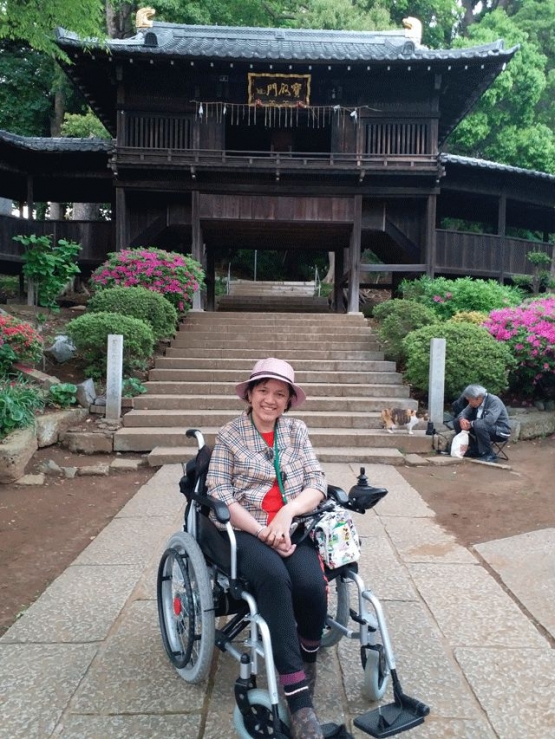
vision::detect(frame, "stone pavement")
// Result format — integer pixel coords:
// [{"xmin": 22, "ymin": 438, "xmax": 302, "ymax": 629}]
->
[{"xmin": 1, "ymin": 461, "xmax": 554, "ymax": 739}]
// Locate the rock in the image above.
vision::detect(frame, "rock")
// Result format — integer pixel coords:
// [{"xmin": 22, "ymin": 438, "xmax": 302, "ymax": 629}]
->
[
  {"xmin": 62, "ymin": 467, "xmax": 78, "ymax": 479},
  {"xmin": 0, "ymin": 427, "xmax": 38, "ymax": 484},
  {"xmin": 12, "ymin": 365, "xmax": 60, "ymax": 390},
  {"xmin": 35, "ymin": 408, "xmax": 89, "ymax": 448},
  {"xmin": 15, "ymin": 473, "xmax": 45, "ymax": 485},
  {"xmin": 44, "ymin": 335, "xmax": 76, "ymax": 363},
  {"xmin": 534, "ymin": 400, "xmax": 545, "ymax": 411},
  {"xmin": 110, "ymin": 458, "xmax": 142, "ymax": 471},
  {"xmin": 545, "ymin": 400, "xmax": 555, "ymax": 412},
  {"xmin": 60, "ymin": 431, "xmax": 113, "ymax": 454},
  {"xmin": 76, "ymin": 379, "xmax": 97, "ymax": 408},
  {"xmin": 78, "ymin": 464, "xmax": 110, "ymax": 476},
  {"xmin": 38, "ymin": 459, "xmax": 62, "ymax": 475}
]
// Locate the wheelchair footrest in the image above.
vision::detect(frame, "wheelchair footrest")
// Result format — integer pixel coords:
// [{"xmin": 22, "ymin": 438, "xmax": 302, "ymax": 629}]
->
[
  {"xmin": 353, "ymin": 698, "xmax": 428, "ymax": 738},
  {"xmin": 321, "ymin": 722, "xmax": 354, "ymax": 738}
]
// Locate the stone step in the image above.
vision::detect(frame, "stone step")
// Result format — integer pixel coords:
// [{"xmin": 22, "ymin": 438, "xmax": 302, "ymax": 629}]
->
[
  {"xmin": 147, "ymin": 445, "xmax": 406, "ymax": 467},
  {"xmin": 164, "ymin": 347, "xmax": 386, "ymax": 361},
  {"xmin": 141, "ymin": 381, "xmax": 412, "ymax": 398},
  {"xmin": 154, "ymin": 357, "xmax": 398, "ymax": 372},
  {"xmin": 147, "ymin": 368, "xmax": 403, "ymax": 384},
  {"xmin": 134, "ymin": 394, "xmax": 418, "ymax": 412},
  {"xmin": 169, "ymin": 336, "xmax": 381, "ymax": 350},
  {"xmin": 182, "ymin": 312, "xmax": 367, "ymax": 325},
  {"xmin": 217, "ymin": 297, "xmax": 330, "ymax": 312},
  {"xmin": 122, "ymin": 409, "xmax": 417, "ymax": 431},
  {"xmin": 114, "ymin": 427, "xmax": 431, "ymax": 453}
]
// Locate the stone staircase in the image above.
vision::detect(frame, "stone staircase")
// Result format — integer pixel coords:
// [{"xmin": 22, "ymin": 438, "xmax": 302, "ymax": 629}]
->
[
  {"xmin": 114, "ymin": 312, "xmax": 433, "ymax": 465},
  {"xmin": 218, "ymin": 280, "xmax": 329, "ymax": 312}
]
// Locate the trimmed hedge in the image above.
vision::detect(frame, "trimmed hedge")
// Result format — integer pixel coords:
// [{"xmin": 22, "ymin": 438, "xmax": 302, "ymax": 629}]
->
[{"xmin": 87, "ymin": 286, "xmax": 177, "ymax": 341}]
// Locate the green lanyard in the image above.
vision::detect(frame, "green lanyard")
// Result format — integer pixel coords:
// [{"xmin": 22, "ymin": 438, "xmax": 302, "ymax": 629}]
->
[{"xmin": 251, "ymin": 416, "xmax": 288, "ymax": 505}]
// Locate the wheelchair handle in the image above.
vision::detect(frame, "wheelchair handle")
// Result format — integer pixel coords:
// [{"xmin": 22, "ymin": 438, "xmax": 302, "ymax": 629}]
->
[{"xmin": 186, "ymin": 428, "xmax": 205, "ymax": 450}]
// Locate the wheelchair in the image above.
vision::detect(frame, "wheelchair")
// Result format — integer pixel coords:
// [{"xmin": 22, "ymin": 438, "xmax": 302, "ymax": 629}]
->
[{"xmin": 157, "ymin": 429, "xmax": 429, "ymax": 739}]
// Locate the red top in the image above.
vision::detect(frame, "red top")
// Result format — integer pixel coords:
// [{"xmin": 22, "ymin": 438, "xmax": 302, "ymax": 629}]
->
[{"xmin": 260, "ymin": 430, "xmax": 283, "ymax": 524}]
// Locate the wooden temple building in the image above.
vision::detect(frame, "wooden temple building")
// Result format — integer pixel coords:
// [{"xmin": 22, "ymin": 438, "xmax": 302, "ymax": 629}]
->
[{"xmin": 0, "ymin": 14, "xmax": 554, "ymax": 310}]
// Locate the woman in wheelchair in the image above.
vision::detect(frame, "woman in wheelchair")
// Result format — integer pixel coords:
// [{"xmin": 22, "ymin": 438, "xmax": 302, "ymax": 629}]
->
[{"xmin": 206, "ymin": 357, "xmax": 328, "ymax": 739}]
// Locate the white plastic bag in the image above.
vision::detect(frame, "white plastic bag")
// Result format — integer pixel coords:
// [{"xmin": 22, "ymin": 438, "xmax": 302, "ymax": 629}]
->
[
  {"xmin": 311, "ymin": 505, "xmax": 361, "ymax": 569},
  {"xmin": 450, "ymin": 429, "xmax": 469, "ymax": 458}
]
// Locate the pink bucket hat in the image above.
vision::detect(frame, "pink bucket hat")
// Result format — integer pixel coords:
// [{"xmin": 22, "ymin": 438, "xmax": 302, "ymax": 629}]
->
[{"xmin": 235, "ymin": 357, "xmax": 306, "ymax": 409}]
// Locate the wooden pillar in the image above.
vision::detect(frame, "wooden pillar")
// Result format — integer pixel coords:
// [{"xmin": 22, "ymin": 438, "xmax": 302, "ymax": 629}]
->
[
  {"xmin": 191, "ymin": 191, "xmax": 203, "ymax": 311},
  {"xmin": 333, "ymin": 248, "xmax": 344, "ymax": 313},
  {"xmin": 497, "ymin": 191, "xmax": 507, "ymax": 283},
  {"xmin": 425, "ymin": 194, "xmax": 437, "ymax": 277},
  {"xmin": 205, "ymin": 244, "xmax": 215, "ymax": 312},
  {"xmin": 26, "ymin": 175, "xmax": 34, "ymax": 220},
  {"xmin": 115, "ymin": 187, "xmax": 128, "ymax": 252},
  {"xmin": 347, "ymin": 195, "xmax": 362, "ymax": 314}
]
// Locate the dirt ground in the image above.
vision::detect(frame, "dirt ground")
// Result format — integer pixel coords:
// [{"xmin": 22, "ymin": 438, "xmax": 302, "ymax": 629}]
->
[{"xmin": 1, "ymin": 436, "xmax": 553, "ymax": 637}]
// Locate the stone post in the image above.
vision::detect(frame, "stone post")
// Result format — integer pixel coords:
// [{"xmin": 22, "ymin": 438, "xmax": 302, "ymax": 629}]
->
[
  {"xmin": 428, "ymin": 338, "xmax": 446, "ymax": 428},
  {"xmin": 105, "ymin": 334, "xmax": 123, "ymax": 421}
]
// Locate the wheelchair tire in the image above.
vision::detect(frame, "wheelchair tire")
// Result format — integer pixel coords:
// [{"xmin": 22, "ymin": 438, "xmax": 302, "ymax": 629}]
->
[
  {"xmin": 361, "ymin": 644, "xmax": 388, "ymax": 702},
  {"xmin": 321, "ymin": 575, "xmax": 350, "ymax": 648},
  {"xmin": 157, "ymin": 531, "xmax": 215, "ymax": 684},
  {"xmin": 233, "ymin": 688, "xmax": 289, "ymax": 739}
]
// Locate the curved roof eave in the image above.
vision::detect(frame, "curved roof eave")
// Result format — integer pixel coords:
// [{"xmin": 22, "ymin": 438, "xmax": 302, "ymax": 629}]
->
[
  {"xmin": 441, "ymin": 153, "xmax": 555, "ymax": 184},
  {"xmin": 55, "ymin": 24, "xmax": 517, "ymax": 66}
]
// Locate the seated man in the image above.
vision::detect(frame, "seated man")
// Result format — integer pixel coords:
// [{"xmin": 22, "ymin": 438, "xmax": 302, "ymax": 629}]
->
[{"xmin": 453, "ymin": 384, "xmax": 511, "ymax": 462}]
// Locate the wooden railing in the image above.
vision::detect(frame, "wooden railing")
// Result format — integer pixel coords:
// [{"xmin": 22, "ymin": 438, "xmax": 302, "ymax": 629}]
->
[
  {"xmin": 0, "ymin": 215, "xmax": 114, "ymax": 269},
  {"xmin": 435, "ymin": 230, "xmax": 554, "ymax": 278},
  {"xmin": 364, "ymin": 121, "xmax": 429, "ymax": 156}
]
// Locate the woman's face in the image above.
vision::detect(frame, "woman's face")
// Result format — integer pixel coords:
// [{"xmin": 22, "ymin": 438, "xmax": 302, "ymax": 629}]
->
[{"xmin": 247, "ymin": 378, "xmax": 291, "ymax": 430}]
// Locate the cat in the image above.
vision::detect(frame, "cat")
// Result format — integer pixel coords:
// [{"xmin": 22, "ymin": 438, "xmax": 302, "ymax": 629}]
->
[{"xmin": 381, "ymin": 408, "xmax": 429, "ymax": 435}]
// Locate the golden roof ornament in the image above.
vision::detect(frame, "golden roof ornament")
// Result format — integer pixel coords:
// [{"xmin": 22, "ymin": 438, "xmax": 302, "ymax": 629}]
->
[
  {"xmin": 402, "ymin": 17, "xmax": 423, "ymax": 46},
  {"xmin": 136, "ymin": 7, "xmax": 156, "ymax": 29}
]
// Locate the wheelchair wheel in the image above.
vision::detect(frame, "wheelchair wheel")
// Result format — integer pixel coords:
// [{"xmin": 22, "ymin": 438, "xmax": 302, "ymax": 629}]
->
[
  {"xmin": 361, "ymin": 644, "xmax": 388, "ymax": 702},
  {"xmin": 233, "ymin": 688, "xmax": 289, "ymax": 739},
  {"xmin": 157, "ymin": 531, "xmax": 215, "ymax": 683},
  {"xmin": 321, "ymin": 574, "xmax": 350, "ymax": 648}
]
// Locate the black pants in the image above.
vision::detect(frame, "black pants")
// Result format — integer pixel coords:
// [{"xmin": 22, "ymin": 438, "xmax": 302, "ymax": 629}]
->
[
  {"xmin": 232, "ymin": 532, "xmax": 328, "ymax": 677},
  {"xmin": 453, "ymin": 418, "xmax": 508, "ymax": 456}
]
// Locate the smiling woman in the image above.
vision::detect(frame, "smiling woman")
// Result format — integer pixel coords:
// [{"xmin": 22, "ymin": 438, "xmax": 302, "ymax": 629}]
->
[{"xmin": 206, "ymin": 357, "xmax": 328, "ymax": 738}]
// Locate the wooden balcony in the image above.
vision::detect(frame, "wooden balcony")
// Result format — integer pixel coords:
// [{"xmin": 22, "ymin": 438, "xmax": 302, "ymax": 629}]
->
[{"xmin": 114, "ymin": 146, "xmax": 439, "ymax": 177}]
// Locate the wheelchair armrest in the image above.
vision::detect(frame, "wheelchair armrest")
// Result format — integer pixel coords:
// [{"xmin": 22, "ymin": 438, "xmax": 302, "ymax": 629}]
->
[
  {"xmin": 327, "ymin": 484, "xmax": 350, "ymax": 506},
  {"xmin": 194, "ymin": 491, "xmax": 231, "ymax": 524}
]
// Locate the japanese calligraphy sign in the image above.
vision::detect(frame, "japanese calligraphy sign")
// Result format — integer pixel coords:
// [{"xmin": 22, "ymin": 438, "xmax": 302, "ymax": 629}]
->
[{"xmin": 248, "ymin": 73, "xmax": 311, "ymax": 107}]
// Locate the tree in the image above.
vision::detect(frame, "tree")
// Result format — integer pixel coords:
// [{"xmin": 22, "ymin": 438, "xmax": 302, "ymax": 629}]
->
[{"xmin": 0, "ymin": 0, "xmax": 104, "ymax": 57}]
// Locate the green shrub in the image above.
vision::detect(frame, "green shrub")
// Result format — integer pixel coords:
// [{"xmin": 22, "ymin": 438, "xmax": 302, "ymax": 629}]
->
[
  {"xmin": 371, "ymin": 298, "xmax": 408, "ymax": 321},
  {"xmin": 377, "ymin": 301, "xmax": 438, "ymax": 362},
  {"xmin": 65, "ymin": 312, "xmax": 155, "ymax": 378},
  {"xmin": 48, "ymin": 382, "xmax": 78, "ymax": 408},
  {"xmin": 402, "ymin": 322, "xmax": 515, "ymax": 399},
  {"xmin": 0, "ymin": 314, "xmax": 43, "ymax": 373},
  {"xmin": 450, "ymin": 310, "xmax": 489, "ymax": 325},
  {"xmin": 399, "ymin": 276, "xmax": 523, "ymax": 319},
  {"xmin": 122, "ymin": 377, "xmax": 147, "ymax": 397},
  {"xmin": 87, "ymin": 286, "xmax": 177, "ymax": 341},
  {"xmin": 0, "ymin": 379, "xmax": 44, "ymax": 439}
]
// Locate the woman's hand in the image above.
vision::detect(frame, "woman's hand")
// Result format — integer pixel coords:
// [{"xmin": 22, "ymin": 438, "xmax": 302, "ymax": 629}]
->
[{"xmin": 259, "ymin": 509, "xmax": 294, "ymax": 550}]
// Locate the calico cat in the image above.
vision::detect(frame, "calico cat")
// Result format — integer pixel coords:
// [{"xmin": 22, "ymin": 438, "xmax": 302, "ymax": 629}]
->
[{"xmin": 381, "ymin": 408, "xmax": 429, "ymax": 434}]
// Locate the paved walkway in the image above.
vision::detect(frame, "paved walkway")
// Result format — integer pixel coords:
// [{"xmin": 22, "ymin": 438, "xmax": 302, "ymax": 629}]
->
[{"xmin": 1, "ymin": 461, "xmax": 554, "ymax": 739}]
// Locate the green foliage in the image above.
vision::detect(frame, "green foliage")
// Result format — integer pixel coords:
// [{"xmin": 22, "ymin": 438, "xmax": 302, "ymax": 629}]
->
[
  {"xmin": 399, "ymin": 276, "xmax": 523, "ymax": 319},
  {"xmin": 65, "ymin": 312, "xmax": 155, "ymax": 378},
  {"xmin": 376, "ymin": 301, "xmax": 438, "ymax": 363},
  {"xmin": 402, "ymin": 322, "xmax": 515, "ymax": 398},
  {"xmin": 14, "ymin": 234, "xmax": 81, "ymax": 311},
  {"xmin": 0, "ymin": 0, "xmax": 104, "ymax": 57},
  {"xmin": 450, "ymin": 310, "xmax": 489, "ymax": 325},
  {"xmin": 60, "ymin": 110, "xmax": 110, "ymax": 139},
  {"xmin": 47, "ymin": 382, "xmax": 77, "ymax": 408},
  {"xmin": 371, "ymin": 298, "xmax": 409, "ymax": 321},
  {"xmin": 0, "ymin": 313, "xmax": 43, "ymax": 372},
  {"xmin": 0, "ymin": 275, "xmax": 19, "ymax": 300},
  {"xmin": 122, "ymin": 377, "xmax": 147, "ymax": 398},
  {"xmin": 0, "ymin": 378, "xmax": 44, "ymax": 439},
  {"xmin": 87, "ymin": 286, "xmax": 178, "ymax": 341}
]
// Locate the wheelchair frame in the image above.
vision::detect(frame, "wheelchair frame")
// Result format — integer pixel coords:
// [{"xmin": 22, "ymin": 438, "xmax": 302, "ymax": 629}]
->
[{"xmin": 157, "ymin": 429, "xmax": 429, "ymax": 739}]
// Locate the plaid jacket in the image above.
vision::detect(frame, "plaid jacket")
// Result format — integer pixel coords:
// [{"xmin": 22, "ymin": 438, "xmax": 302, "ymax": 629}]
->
[{"xmin": 206, "ymin": 412, "xmax": 327, "ymax": 529}]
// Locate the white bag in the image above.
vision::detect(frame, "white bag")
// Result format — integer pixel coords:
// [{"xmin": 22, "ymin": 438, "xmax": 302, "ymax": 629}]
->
[
  {"xmin": 311, "ymin": 505, "xmax": 361, "ymax": 569},
  {"xmin": 450, "ymin": 429, "xmax": 469, "ymax": 458}
]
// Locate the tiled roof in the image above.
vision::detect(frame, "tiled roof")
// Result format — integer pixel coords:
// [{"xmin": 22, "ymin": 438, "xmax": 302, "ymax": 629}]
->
[
  {"xmin": 56, "ymin": 23, "xmax": 515, "ymax": 64},
  {"xmin": 0, "ymin": 130, "xmax": 113, "ymax": 153},
  {"xmin": 441, "ymin": 154, "xmax": 555, "ymax": 183}
]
